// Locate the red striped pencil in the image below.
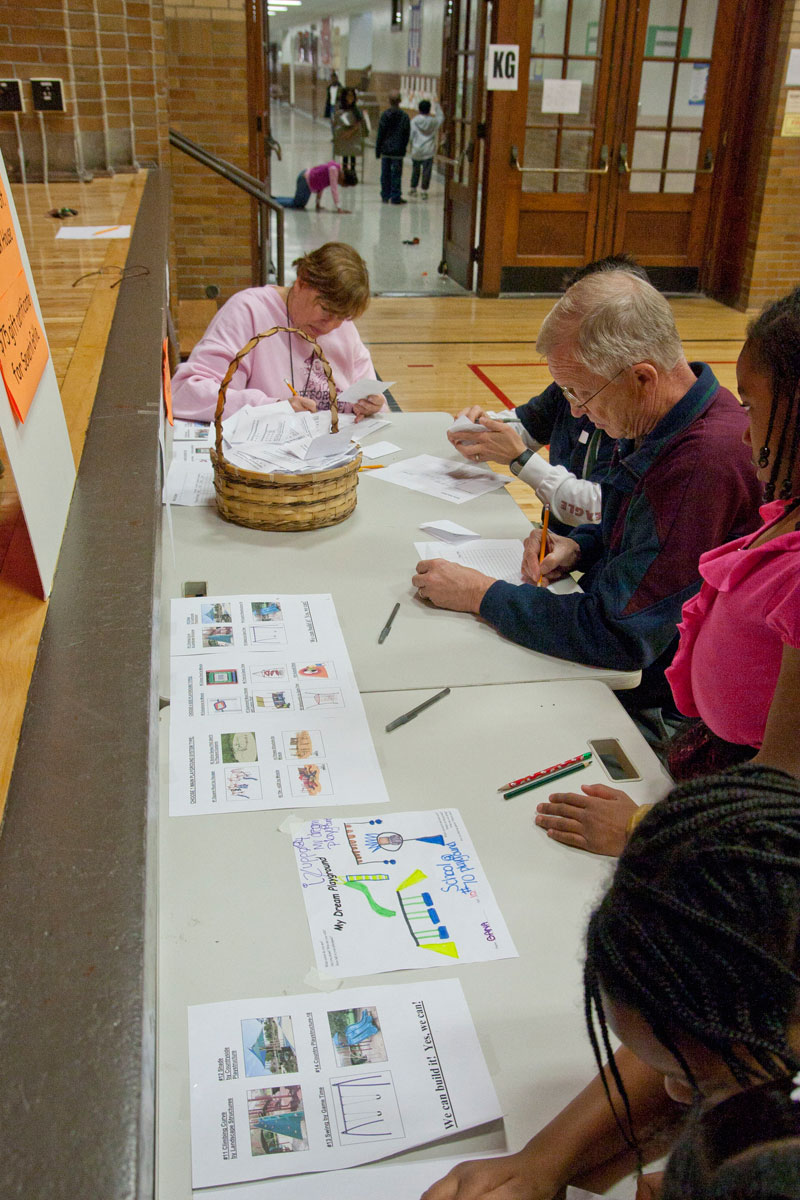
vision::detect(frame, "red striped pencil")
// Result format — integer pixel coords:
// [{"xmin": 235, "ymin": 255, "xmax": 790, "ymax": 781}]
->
[{"xmin": 498, "ymin": 751, "xmax": 593, "ymax": 793}]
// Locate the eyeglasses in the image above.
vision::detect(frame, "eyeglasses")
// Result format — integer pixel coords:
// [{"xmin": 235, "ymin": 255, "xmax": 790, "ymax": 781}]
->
[{"xmin": 561, "ymin": 365, "xmax": 629, "ymax": 412}]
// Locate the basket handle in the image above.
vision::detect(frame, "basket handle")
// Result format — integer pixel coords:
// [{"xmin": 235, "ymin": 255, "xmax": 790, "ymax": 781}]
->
[{"xmin": 213, "ymin": 325, "xmax": 339, "ymax": 463}]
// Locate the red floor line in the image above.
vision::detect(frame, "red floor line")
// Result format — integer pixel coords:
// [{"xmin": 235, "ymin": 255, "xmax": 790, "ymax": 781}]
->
[{"xmin": 467, "ymin": 364, "xmax": 514, "ymax": 408}]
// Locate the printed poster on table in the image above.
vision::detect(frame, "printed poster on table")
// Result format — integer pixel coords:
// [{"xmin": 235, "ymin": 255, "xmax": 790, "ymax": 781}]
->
[
  {"xmin": 188, "ymin": 978, "xmax": 502, "ymax": 1188},
  {"xmin": 291, "ymin": 808, "xmax": 517, "ymax": 977},
  {"xmin": 169, "ymin": 594, "xmax": 389, "ymax": 815}
]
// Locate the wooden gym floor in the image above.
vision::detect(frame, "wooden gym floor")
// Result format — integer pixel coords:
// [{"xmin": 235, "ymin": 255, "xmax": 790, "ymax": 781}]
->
[{"xmin": 0, "ymin": 176, "xmax": 752, "ymax": 824}]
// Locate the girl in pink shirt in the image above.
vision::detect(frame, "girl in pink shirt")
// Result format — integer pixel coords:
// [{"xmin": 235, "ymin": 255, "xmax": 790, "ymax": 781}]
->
[
  {"xmin": 171, "ymin": 242, "xmax": 387, "ymax": 424},
  {"xmin": 276, "ymin": 161, "xmax": 352, "ymax": 213},
  {"xmin": 535, "ymin": 286, "xmax": 800, "ymax": 856}
]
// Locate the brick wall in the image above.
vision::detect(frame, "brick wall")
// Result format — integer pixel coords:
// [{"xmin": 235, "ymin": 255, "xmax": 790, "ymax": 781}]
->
[
  {"xmin": 165, "ymin": 0, "xmax": 252, "ymax": 301},
  {"xmin": 740, "ymin": 0, "xmax": 800, "ymax": 309},
  {"xmin": 0, "ymin": 0, "xmax": 168, "ymax": 178}
]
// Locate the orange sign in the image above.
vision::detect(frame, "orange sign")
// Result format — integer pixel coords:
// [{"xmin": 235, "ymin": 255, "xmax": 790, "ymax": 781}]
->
[{"xmin": 0, "ymin": 174, "xmax": 49, "ymax": 422}]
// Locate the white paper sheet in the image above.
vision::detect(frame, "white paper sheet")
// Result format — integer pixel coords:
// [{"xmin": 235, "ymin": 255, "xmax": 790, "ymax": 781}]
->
[
  {"xmin": 206, "ymin": 1153, "xmax": 511, "ymax": 1200},
  {"xmin": 54, "ymin": 223, "xmax": 132, "ymax": 239},
  {"xmin": 415, "ymin": 539, "xmax": 526, "ymax": 583},
  {"xmin": 786, "ymin": 48, "xmax": 800, "ymax": 86},
  {"xmin": 449, "ymin": 416, "xmax": 487, "ymax": 434},
  {"xmin": 187, "ymin": 978, "xmax": 502, "ymax": 1188},
  {"xmin": 418, "ymin": 520, "xmax": 479, "ymax": 543},
  {"xmin": 414, "ymin": 539, "xmax": 584, "ymax": 593},
  {"xmin": 164, "ymin": 458, "xmax": 215, "ymax": 506},
  {"xmin": 336, "ymin": 378, "xmax": 396, "ymax": 406},
  {"xmin": 173, "ymin": 418, "xmax": 213, "ymax": 441},
  {"xmin": 171, "ymin": 441, "xmax": 210, "ymax": 463},
  {"xmin": 334, "ymin": 413, "xmax": 392, "ymax": 441},
  {"xmin": 168, "ymin": 594, "xmax": 389, "ymax": 816},
  {"xmin": 360, "ymin": 440, "xmax": 401, "ymax": 459},
  {"xmin": 372, "ymin": 455, "xmax": 507, "ymax": 504},
  {"xmin": 223, "ymin": 403, "xmax": 315, "ymax": 445},
  {"xmin": 291, "ymin": 808, "xmax": 518, "ymax": 977},
  {"xmin": 541, "ymin": 78, "xmax": 581, "ymax": 114}
]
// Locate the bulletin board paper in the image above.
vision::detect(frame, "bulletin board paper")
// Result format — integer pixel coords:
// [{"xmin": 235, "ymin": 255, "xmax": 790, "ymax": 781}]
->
[{"xmin": 0, "ymin": 150, "xmax": 76, "ymax": 596}]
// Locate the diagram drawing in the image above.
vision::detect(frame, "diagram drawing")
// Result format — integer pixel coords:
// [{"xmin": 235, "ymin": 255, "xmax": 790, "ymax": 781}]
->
[
  {"xmin": 330, "ymin": 1071, "xmax": 404, "ymax": 1145},
  {"xmin": 344, "ymin": 819, "xmax": 446, "ymax": 865},
  {"xmin": 397, "ymin": 870, "xmax": 459, "ymax": 959}
]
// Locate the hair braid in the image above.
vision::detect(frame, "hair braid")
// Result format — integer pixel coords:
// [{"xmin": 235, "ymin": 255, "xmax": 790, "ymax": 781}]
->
[
  {"xmin": 584, "ymin": 767, "xmax": 800, "ymax": 1146},
  {"xmin": 744, "ymin": 288, "xmax": 800, "ymax": 502}
]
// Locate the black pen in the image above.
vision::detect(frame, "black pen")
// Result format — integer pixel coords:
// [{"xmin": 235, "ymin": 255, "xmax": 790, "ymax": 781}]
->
[
  {"xmin": 385, "ymin": 687, "xmax": 451, "ymax": 732},
  {"xmin": 378, "ymin": 602, "xmax": 400, "ymax": 644}
]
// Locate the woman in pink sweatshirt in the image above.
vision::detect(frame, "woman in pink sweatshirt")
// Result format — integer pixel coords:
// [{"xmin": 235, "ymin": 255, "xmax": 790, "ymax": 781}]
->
[{"xmin": 171, "ymin": 242, "xmax": 388, "ymax": 424}]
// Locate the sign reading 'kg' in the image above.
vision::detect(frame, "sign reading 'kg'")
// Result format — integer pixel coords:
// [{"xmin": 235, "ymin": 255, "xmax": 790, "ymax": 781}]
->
[{"xmin": 486, "ymin": 44, "xmax": 519, "ymax": 91}]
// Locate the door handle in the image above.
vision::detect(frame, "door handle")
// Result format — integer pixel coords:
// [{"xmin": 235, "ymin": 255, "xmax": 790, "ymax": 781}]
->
[
  {"xmin": 266, "ymin": 135, "xmax": 282, "ymax": 161},
  {"xmin": 619, "ymin": 142, "xmax": 715, "ymax": 175},
  {"xmin": 510, "ymin": 144, "xmax": 609, "ymax": 174}
]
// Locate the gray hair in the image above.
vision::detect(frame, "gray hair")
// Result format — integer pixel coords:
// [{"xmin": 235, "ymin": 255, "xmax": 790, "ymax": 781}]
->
[{"xmin": 536, "ymin": 270, "xmax": 684, "ymax": 377}]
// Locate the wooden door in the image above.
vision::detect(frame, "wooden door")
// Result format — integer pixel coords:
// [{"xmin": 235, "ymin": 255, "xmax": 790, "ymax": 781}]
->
[
  {"xmin": 496, "ymin": 0, "xmax": 735, "ymax": 293},
  {"xmin": 246, "ymin": 0, "xmax": 276, "ymax": 284},
  {"xmin": 611, "ymin": 0, "xmax": 733, "ymax": 290},
  {"xmin": 439, "ymin": 0, "xmax": 490, "ymax": 290}
]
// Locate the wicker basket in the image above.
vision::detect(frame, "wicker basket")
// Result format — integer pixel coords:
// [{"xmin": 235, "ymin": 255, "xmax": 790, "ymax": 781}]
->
[{"xmin": 210, "ymin": 325, "xmax": 361, "ymax": 531}]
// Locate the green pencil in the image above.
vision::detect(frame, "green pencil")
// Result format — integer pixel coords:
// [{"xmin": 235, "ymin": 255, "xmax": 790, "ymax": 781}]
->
[{"xmin": 503, "ymin": 760, "xmax": 588, "ymax": 800}]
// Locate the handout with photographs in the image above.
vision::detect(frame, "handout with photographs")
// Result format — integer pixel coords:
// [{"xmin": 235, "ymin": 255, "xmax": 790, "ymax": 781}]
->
[
  {"xmin": 187, "ymin": 978, "xmax": 501, "ymax": 1188},
  {"xmin": 372, "ymin": 454, "xmax": 507, "ymax": 504},
  {"xmin": 169, "ymin": 594, "xmax": 389, "ymax": 815},
  {"xmin": 291, "ymin": 808, "xmax": 517, "ymax": 977}
]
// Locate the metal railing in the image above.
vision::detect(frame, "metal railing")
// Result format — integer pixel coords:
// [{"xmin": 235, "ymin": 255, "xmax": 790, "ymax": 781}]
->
[{"xmin": 169, "ymin": 128, "xmax": 284, "ymax": 286}]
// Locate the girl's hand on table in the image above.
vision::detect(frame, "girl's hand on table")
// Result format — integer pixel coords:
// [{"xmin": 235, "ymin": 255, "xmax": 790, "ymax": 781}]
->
[
  {"xmin": 419, "ymin": 1151, "xmax": 552, "ymax": 1200},
  {"xmin": 535, "ymin": 784, "xmax": 637, "ymax": 857}
]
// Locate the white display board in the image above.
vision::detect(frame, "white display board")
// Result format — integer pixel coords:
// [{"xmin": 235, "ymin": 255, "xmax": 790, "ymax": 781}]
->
[{"xmin": 0, "ymin": 150, "xmax": 76, "ymax": 596}]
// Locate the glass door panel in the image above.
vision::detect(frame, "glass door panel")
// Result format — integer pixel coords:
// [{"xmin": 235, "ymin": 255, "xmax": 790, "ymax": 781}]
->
[{"xmin": 522, "ymin": 0, "xmax": 606, "ymax": 194}]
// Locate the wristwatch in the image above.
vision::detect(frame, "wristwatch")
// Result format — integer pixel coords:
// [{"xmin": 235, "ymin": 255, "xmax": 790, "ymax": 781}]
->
[{"xmin": 509, "ymin": 449, "xmax": 533, "ymax": 476}]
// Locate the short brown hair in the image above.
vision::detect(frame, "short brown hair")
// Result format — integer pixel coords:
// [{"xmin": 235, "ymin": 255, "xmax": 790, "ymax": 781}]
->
[{"xmin": 292, "ymin": 242, "xmax": 371, "ymax": 319}]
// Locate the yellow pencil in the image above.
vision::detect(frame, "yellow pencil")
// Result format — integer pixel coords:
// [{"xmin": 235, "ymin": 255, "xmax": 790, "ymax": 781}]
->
[
  {"xmin": 283, "ymin": 376, "xmax": 300, "ymax": 398},
  {"xmin": 538, "ymin": 504, "xmax": 550, "ymax": 587},
  {"xmin": 359, "ymin": 464, "xmax": 385, "ymax": 471}
]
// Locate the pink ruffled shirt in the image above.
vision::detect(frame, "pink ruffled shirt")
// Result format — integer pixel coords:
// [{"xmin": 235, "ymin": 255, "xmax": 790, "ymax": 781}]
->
[
  {"xmin": 171, "ymin": 285, "xmax": 384, "ymax": 422},
  {"xmin": 665, "ymin": 500, "xmax": 800, "ymax": 747}
]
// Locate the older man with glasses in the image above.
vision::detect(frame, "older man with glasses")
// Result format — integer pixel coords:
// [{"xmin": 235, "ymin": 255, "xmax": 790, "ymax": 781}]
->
[{"xmin": 413, "ymin": 269, "xmax": 762, "ymax": 717}]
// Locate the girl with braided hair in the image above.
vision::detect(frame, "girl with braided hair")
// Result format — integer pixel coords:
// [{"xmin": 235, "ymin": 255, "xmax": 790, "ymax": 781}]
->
[
  {"xmin": 536, "ymin": 289, "xmax": 800, "ymax": 857},
  {"xmin": 661, "ymin": 1076, "xmax": 800, "ymax": 1199},
  {"xmin": 421, "ymin": 767, "xmax": 800, "ymax": 1200}
]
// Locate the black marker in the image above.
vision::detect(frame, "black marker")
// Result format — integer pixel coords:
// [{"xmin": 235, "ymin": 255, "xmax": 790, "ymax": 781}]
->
[
  {"xmin": 385, "ymin": 687, "xmax": 451, "ymax": 732},
  {"xmin": 378, "ymin": 602, "xmax": 400, "ymax": 644}
]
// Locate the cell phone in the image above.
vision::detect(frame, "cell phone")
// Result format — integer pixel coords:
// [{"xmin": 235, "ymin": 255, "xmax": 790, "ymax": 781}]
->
[{"xmin": 588, "ymin": 738, "xmax": 641, "ymax": 782}]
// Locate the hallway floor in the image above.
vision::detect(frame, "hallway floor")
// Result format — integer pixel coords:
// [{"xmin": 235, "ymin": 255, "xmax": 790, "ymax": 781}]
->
[{"xmin": 269, "ymin": 103, "xmax": 467, "ymax": 297}]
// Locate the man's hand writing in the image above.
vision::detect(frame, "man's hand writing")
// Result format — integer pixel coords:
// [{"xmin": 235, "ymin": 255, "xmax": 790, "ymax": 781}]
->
[{"xmin": 521, "ymin": 529, "xmax": 580, "ymax": 585}]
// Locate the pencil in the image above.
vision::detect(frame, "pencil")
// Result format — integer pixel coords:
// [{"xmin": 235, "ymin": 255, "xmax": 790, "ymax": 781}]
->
[
  {"xmin": 385, "ymin": 687, "xmax": 450, "ymax": 732},
  {"xmin": 359, "ymin": 464, "xmax": 385, "ymax": 471},
  {"xmin": 283, "ymin": 376, "xmax": 300, "ymax": 398},
  {"xmin": 537, "ymin": 504, "xmax": 550, "ymax": 587},
  {"xmin": 498, "ymin": 751, "xmax": 592, "ymax": 793},
  {"xmin": 378, "ymin": 602, "xmax": 400, "ymax": 643},
  {"xmin": 502, "ymin": 760, "xmax": 588, "ymax": 800}
]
